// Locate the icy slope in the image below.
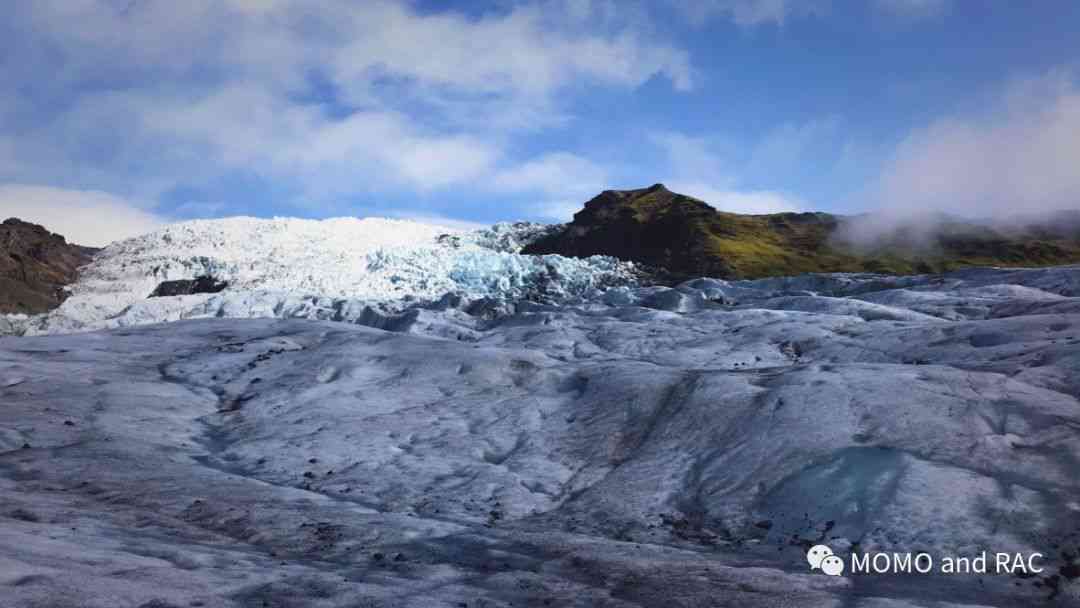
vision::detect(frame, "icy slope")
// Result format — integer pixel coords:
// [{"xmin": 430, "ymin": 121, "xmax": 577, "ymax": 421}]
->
[
  {"xmin": 14, "ymin": 217, "xmax": 634, "ymax": 335},
  {"xmin": 2, "ymin": 266, "xmax": 1080, "ymax": 606},
  {"xmin": 16, "ymin": 213, "xmax": 1080, "ymax": 340}
]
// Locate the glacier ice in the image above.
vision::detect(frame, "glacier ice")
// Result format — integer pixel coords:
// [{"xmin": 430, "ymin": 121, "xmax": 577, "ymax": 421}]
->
[
  {"xmin": 4, "ymin": 217, "xmax": 637, "ymax": 336},
  {"xmin": 2, "ymin": 256, "xmax": 1080, "ymax": 605},
  {"xmin": 2, "ymin": 217, "xmax": 1080, "ymax": 605}
]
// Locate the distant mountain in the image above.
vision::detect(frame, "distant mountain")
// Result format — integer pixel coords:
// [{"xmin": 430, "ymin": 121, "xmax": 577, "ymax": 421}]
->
[
  {"xmin": 523, "ymin": 184, "xmax": 1080, "ymax": 281},
  {"xmin": 0, "ymin": 218, "xmax": 98, "ymax": 314}
]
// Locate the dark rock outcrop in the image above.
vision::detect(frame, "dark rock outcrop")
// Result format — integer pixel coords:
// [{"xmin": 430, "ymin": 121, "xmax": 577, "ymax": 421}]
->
[
  {"xmin": 0, "ymin": 218, "xmax": 99, "ymax": 314},
  {"xmin": 524, "ymin": 184, "xmax": 1080, "ymax": 281},
  {"xmin": 524, "ymin": 184, "xmax": 737, "ymax": 280},
  {"xmin": 149, "ymin": 276, "xmax": 228, "ymax": 298}
]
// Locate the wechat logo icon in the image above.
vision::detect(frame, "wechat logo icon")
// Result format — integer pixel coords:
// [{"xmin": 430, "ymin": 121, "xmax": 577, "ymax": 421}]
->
[{"xmin": 807, "ymin": 544, "xmax": 845, "ymax": 577}]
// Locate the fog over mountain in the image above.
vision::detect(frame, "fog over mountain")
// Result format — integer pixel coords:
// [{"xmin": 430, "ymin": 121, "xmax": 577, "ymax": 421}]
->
[{"xmin": 842, "ymin": 73, "xmax": 1080, "ymax": 249}]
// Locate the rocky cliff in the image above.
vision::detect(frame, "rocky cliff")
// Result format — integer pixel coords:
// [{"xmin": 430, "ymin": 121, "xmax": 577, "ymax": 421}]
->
[{"xmin": 0, "ymin": 218, "xmax": 98, "ymax": 314}]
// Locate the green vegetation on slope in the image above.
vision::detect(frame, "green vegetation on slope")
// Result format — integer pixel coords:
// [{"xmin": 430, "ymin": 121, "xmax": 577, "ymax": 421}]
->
[{"xmin": 523, "ymin": 184, "xmax": 1080, "ymax": 281}]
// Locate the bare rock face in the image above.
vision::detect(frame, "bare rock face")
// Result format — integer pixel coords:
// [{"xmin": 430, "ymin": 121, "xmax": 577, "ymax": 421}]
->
[
  {"xmin": 149, "ymin": 276, "xmax": 229, "ymax": 298},
  {"xmin": 0, "ymin": 218, "xmax": 98, "ymax": 314}
]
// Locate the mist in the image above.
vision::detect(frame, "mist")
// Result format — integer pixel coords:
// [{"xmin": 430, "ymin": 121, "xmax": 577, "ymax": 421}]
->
[{"xmin": 837, "ymin": 71, "xmax": 1080, "ymax": 251}]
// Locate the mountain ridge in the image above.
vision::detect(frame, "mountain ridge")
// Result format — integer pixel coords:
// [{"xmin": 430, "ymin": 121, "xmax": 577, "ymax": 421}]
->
[
  {"xmin": 0, "ymin": 217, "xmax": 99, "ymax": 314},
  {"xmin": 6, "ymin": 188, "xmax": 1080, "ymax": 318},
  {"xmin": 523, "ymin": 184, "xmax": 1080, "ymax": 281}
]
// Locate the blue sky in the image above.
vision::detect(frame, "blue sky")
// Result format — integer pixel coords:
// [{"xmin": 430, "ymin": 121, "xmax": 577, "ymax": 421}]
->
[{"xmin": 1, "ymin": 0, "xmax": 1079, "ymax": 245}]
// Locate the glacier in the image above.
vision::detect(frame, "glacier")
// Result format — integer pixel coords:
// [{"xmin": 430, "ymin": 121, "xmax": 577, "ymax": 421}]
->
[
  {"xmin": 1, "ymin": 216, "xmax": 1080, "ymax": 606},
  {"xmin": 4, "ymin": 217, "xmax": 636, "ymax": 336}
]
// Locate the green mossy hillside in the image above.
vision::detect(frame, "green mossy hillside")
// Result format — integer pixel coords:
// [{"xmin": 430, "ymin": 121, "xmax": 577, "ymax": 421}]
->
[{"xmin": 523, "ymin": 184, "xmax": 1080, "ymax": 281}]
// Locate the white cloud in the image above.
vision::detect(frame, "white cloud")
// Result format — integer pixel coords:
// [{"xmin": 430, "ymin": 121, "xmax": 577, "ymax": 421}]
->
[
  {"xmin": 29, "ymin": 84, "xmax": 501, "ymax": 202},
  {"xmin": 0, "ymin": 184, "xmax": 166, "ymax": 247},
  {"xmin": 173, "ymin": 201, "xmax": 227, "ymax": 218},
  {"xmin": 489, "ymin": 152, "xmax": 611, "ymax": 222},
  {"xmin": 328, "ymin": 2, "xmax": 692, "ymax": 100},
  {"xmin": 875, "ymin": 71, "xmax": 1080, "ymax": 217},
  {"xmin": 671, "ymin": 0, "xmax": 827, "ymax": 27},
  {"xmin": 491, "ymin": 153, "xmax": 608, "ymax": 198},
  {"xmin": 668, "ymin": 182, "xmax": 803, "ymax": 214},
  {"xmin": 836, "ymin": 71, "xmax": 1080, "ymax": 248},
  {"xmin": 536, "ymin": 200, "xmax": 587, "ymax": 222},
  {"xmin": 383, "ymin": 212, "xmax": 489, "ymax": 232},
  {"xmin": 672, "ymin": 0, "xmax": 950, "ymax": 27},
  {"xmin": 3, "ymin": 1, "xmax": 692, "ymax": 211},
  {"xmin": 874, "ymin": 0, "xmax": 951, "ymax": 20},
  {"xmin": 649, "ymin": 132, "xmax": 730, "ymax": 181},
  {"xmin": 747, "ymin": 118, "xmax": 840, "ymax": 176},
  {"xmin": 269, "ymin": 108, "xmax": 500, "ymax": 192},
  {"xmin": 651, "ymin": 131, "xmax": 806, "ymax": 214}
]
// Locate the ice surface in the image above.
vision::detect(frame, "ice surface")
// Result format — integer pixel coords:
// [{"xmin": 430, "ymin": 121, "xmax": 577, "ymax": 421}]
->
[
  {"xmin": 2, "ymin": 258, "xmax": 1080, "ymax": 606},
  {"xmin": 5, "ymin": 217, "xmax": 634, "ymax": 336}
]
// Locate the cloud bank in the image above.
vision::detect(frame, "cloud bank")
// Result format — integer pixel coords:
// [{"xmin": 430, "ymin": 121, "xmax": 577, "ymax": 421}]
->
[
  {"xmin": 878, "ymin": 72, "xmax": 1080, "ymax": 216},
  {"xmin": 842, "ymin": 71, "xmax": 1080, "ymax": 247},
  {"xmin": 0, "ymin": 185, "xmax": 166, "ymax": 247}
]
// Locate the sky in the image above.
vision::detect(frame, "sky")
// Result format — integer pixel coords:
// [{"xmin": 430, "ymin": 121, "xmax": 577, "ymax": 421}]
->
[{"xmin": 1, "ymin": 0, "xmax": 1079, "ymax": 246}]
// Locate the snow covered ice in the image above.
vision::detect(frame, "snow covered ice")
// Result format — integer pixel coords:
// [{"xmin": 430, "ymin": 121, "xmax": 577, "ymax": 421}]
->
[
  {"xmin": 7, "ymin": 217, "xmax": 635, "ymax": 336},
  {"xmin": 1, "ymin": 218, "xmax": 1080, "ymax": 606}
]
